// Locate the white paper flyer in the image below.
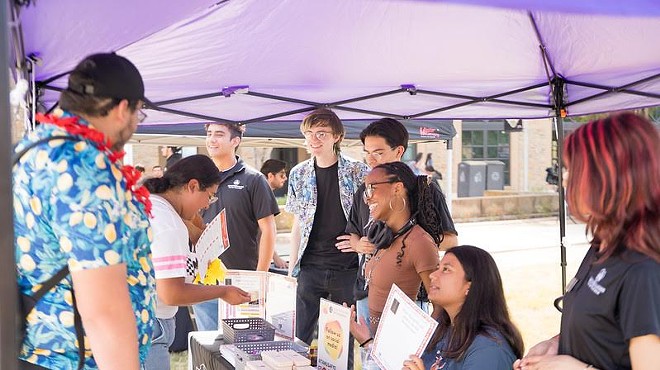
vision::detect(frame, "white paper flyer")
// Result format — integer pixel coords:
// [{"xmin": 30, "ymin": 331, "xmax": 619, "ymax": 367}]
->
[{"xmin": 371, "ymin": 284, "xmax": 438, "ymax": 370}]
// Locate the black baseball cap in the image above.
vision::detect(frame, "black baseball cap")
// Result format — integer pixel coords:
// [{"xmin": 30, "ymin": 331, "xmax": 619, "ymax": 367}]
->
[{"xmin": 67, "ymin": 53, "xmax": 147, "ymax": 102}]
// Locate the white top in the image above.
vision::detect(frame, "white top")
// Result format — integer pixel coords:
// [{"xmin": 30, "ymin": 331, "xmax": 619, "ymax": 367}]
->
[{"xmin": 149, "ymin": 194, "xmax": 194, "ymax": 318}]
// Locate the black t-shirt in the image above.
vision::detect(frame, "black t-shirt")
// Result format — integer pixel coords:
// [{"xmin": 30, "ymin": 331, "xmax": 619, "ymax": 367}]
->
[
  {"xmin": 300, "ymin": 161, "xmax": 358, "ymax": 270},
  {"xmin": 559, "ymin": 246, "xmax": 660, "ymax": 369}
]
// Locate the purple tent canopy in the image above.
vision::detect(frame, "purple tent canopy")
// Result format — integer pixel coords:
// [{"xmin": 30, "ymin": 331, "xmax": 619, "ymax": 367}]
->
[{"xmin": 15, "ymin": 0, "xmax": 660, "ymax": 129}]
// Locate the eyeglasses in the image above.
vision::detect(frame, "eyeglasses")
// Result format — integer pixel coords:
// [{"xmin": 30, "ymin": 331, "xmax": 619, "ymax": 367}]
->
[
  {"xmin": 208, "ymin": 192, "xmax": 219, "ymax": 205},
  {"xmin": 362, "ymin": 147, "xmax": 395, "ymax": 161},
  {"xmin": 303, "ymin": 130, "xmax": 333, "ymax": 141},
  {"xmin": 363, "ymin": 178, "xmax": 400, "ymax": 203},
  {"xmin": 137, "ymin": 109, "xmax": 147, "ymax": 123}
]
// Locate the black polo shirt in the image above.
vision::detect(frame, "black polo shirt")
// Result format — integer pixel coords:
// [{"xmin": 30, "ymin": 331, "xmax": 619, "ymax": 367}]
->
[
  {"xmin": 202, "ymin": 157, "xmax": 280, "ymax": 270},
  {"xmin": 559, "ymin": 246, "xmax": 660, "ymax": 369}
]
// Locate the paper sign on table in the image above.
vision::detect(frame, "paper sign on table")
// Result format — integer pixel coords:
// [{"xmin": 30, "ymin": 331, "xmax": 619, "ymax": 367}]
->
[
  {"xmin": 317, "ymin": 299, "xmax": 350, "ymax": 370},
  {"xmin": 265, "ymin": 273, "xmax": 297, "ymax": 339},
  {"xmin": 371, "ymin": 284, "xmax": 438, "ymax": 370},
  {"xmin": 219, "ymin": 270, "xmax": 268, "ymax": 319}
]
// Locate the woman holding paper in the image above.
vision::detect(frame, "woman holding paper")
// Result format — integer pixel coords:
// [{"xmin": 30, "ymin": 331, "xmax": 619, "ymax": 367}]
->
[
  {"xmin": 362, "ymin": 161, "xmax": 442, "ymax": 329},
  {"xmin": 350, "ymin": 245, "xmax": 523, "ymax": 370},
  {"xmin": 142, "ymin": 155, "xmax": 251, "ymax": 370}
]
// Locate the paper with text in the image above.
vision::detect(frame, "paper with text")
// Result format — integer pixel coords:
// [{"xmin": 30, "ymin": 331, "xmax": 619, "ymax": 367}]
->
[
  {"xmin": 317, "ymin": 299, "xmax": 351, "ymax": 370},
  {"xmin": 372, "ymin": 284, "xmax": 438, "ymax": 370},
  {"xmin": 194, "ymin": 209, "xmax": 229, "ymax": 280}
]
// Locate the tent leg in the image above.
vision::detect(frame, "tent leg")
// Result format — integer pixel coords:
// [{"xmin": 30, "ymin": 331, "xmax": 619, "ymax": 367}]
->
[
  {"xmin": 554, "ymin": 115, "xmax": 568, "ymax": 295},
  {"xmin": 1, "ymin": 0, "xmax": 20, "ymax": 369},
  {"xmin": 445, "ymin": 139, "xmax": 453, "ymax": 214}
]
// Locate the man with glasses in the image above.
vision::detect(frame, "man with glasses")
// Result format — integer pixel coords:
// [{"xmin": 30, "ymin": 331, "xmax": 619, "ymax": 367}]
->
[
  {"xmin": 14, "ymin": 53, "xmax": 154, "ymax": 369},
  {"xmin": 336, "ymin": 118, "xmax": 458, "ymax": 327},
  {"xmin": 189, "ymin": 122, "xmax": 280, "ymax": 331},
  {"xmin": 286, "ymin": 108, "xmax": 369, "ymax": 348}
]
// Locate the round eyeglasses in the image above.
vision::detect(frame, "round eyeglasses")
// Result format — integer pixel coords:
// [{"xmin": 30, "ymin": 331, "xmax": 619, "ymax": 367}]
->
[
  {"xmin": 362, "ymin": 178, "xmax": 399, "ymax": 203},
  {"xmin": 303, "ymin": 130, "xmax": 333, "ymax": 141}
]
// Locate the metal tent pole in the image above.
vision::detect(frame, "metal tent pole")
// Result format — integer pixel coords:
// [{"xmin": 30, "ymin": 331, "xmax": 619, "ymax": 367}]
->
[
  {"xmin": 552, "ymin": 78, "xmax": 568, "ymax": 295},
  {"xmin": 1, "ymin": 0, "xmax": 19, "ymax": 368}
]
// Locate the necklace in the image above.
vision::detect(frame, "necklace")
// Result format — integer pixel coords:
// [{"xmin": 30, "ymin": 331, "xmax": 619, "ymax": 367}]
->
[
  {"xmin": 364, "ymin": 247, "xmax": 390, "ymax": 289},
  {"xmin": 36, "ymin": 112, "xmax": 152, "ymax": 216}
]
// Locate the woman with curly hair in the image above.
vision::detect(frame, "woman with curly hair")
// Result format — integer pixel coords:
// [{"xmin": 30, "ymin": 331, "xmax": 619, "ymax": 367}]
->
[
  {"xmin": 361, "ymin": 161, "xmax": 442, "ymax": 329},
  {"xmin": 515, "ymin": 112, "xmax": 660, "ymax": 370}
]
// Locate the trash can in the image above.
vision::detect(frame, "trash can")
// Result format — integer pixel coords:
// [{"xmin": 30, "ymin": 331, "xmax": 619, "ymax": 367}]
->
[
  {"xmin": 485, "ymin": 160, "xmax": 505, "ymax": 190},
  {"xmin": 458, "ymin": 161, "xmax": 486, "ymax": 197}
]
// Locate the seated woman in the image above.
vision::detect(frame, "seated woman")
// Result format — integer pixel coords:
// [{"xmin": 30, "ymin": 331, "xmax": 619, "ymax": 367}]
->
[
  {"xmin": 142, "ymin": 155, "xmax": 251, "ymax": 370},
  {"xmin": 515, "ymin": 113, "xmax": 660, "ymax": 370},
  {"xmin": 351, "ymin": 245, "xmax": 524, "ymax": 370},
  {"xmin": 362, "ymin": 162, "xmax": 442, "ymax": 329}
]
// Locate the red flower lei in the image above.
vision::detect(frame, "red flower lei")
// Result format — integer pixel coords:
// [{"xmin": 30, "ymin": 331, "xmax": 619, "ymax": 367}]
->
[{"xmin": 36, "ymin": 113, "xmax": 152, "ymax": 217}]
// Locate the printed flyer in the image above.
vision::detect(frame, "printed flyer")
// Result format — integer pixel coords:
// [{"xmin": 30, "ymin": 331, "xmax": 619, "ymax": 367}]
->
[
  {"xmin": 317, "ymin": 299, "xmax": 350, "ymax": 370},
  {"xmin": 371, "ymin": 284, "xmax": 438, "ymax": 370},
  {"xmin": 219, "ymin": 270, "xmax": 268, "ymax": 319},
  {"xmin": 194, "ymin": 209, "xmax": 229, "ymax": 282}
]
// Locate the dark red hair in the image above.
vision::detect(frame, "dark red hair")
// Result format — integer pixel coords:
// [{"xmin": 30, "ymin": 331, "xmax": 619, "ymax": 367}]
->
[{"xmin": 563, "ymin": 112, "xmax": 660, "ymax": 262}]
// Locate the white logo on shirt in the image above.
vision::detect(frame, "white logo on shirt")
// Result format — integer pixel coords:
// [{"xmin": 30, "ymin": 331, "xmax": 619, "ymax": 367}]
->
[
  {"xmin": 587, "ymin": 268, "xmax": 607, "ymax": 295},
  {"xmin": 228, "ymin": 179, "xmax": 244, "ymax": 190}
]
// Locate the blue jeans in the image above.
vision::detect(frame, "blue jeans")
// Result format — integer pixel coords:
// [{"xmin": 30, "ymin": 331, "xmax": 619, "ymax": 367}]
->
[
  {"xmin": 144, "ymin": 317, "xmax": 176, "ymax": 370},
  {"xmin": 355, "ymin": 296, "xmax": 372, "ymax": 335},
  {"xmin": 192, "ymin": 300, "xmax": 219, "ymax": 331}
]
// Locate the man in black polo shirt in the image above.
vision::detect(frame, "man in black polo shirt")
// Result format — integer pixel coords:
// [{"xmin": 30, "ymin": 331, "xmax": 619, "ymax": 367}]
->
[{"xmin": 191, "ymin": 122, "xmax": 280, "ymax": 331}]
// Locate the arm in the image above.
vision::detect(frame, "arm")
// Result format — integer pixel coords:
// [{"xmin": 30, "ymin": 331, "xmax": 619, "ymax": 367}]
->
[
  {"xmin": 156, "ymin": 277, "xmax": 251, "ymax": 306},
  {"xmin": 183, "ymin": 213, "xmax": 205, "ymax": 245},
  {"xmin": 630, "ymin": 334, "xmax": 660, "ymax": 370},
  {"xmin": 272, "ymin": 251, "xmax": 288, "ymax": 269},
  {"xmin": 71, "ymin": 264, "xmax": 140, "ymax": 370},
  {"xmin": 256, "ymin": 215, "xmax": 277, "ymax": 271},
  {"xmin": 288, "ymin": 216, "xmax": 301, "ymax": 276}
]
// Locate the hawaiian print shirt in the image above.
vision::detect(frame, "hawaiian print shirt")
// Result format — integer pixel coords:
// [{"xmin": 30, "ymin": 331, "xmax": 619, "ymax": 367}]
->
[
  {"xmin": 285, "ymin": 154, "xmax": 369, "ymax": 276},
  {"xmin": 13, "ymin": 112, "xmax": 155, "ymax": 369}
]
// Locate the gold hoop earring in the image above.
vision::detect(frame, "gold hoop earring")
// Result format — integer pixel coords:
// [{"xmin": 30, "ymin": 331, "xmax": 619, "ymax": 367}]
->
[{"xmin": 388, "ymin": 195, "xmax": 406, "ymax": 212}]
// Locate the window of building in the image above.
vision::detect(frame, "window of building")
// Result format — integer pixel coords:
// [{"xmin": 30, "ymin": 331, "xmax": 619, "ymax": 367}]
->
[{"xmin": 461, "ymin": 121, "xmax": 511, "ymax": 185}]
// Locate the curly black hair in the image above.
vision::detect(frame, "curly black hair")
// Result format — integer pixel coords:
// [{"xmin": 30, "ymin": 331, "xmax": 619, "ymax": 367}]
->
[{"xmin": 373, "ymin": 161, "xmax": 445, "ymax": 264}]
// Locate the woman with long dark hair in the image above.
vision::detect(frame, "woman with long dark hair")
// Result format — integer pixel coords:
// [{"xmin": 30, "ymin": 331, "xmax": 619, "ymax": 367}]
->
[
  {"xmin": 351, "ymin": 245, "xmax": 523, "ymax": 369},
  {"xmin": 142, "ymin": 155, "xmax": 250, "ymax": 370},
  {"xmin": 361, "ymin": 162, "xmax": 442, "ymax": 329},
  {"xmin": 515, "ymin": 113, "xmax": 660, "ymax": 369}
]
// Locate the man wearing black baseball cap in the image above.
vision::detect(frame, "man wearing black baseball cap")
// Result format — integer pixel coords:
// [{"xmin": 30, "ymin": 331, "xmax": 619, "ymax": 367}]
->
[{"xmin": 14, "ymin": 53, "xmax": 154, "ymax": 370}]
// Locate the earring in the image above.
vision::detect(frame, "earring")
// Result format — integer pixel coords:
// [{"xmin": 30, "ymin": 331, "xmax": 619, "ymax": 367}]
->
[
  {"xmin": 388, "ymin": 195, "xmax": 406, "ymax": 212},
  {"xmin": 465, "ymin": 289, "xmax": 469, "ymax": 296}
]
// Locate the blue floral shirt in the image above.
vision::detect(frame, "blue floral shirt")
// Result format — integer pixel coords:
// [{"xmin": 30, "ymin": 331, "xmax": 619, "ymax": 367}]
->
[
  {"xmin": 13, "ymin": 112, "xmax": 155, "ymax": 369},
  {"xmin": 285, "ymin": 154, "xmax": 369, "ymax": 276}
]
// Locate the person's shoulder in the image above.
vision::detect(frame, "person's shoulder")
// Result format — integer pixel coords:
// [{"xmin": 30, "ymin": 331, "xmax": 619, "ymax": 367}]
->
[
  {"xmin": 290, "ymin": 159, "xmax": 312, "ymax": 174},
  {"xmin": 468, "ymin": 329, "xmax": 515, "ymax": 358},
  {"xmin": 149, "ymin": 196, "xmax": 186, "ymax": 228},
  {"xmin": 617, "ymin": 250, "xmax": 660, "ymax": 280}
]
